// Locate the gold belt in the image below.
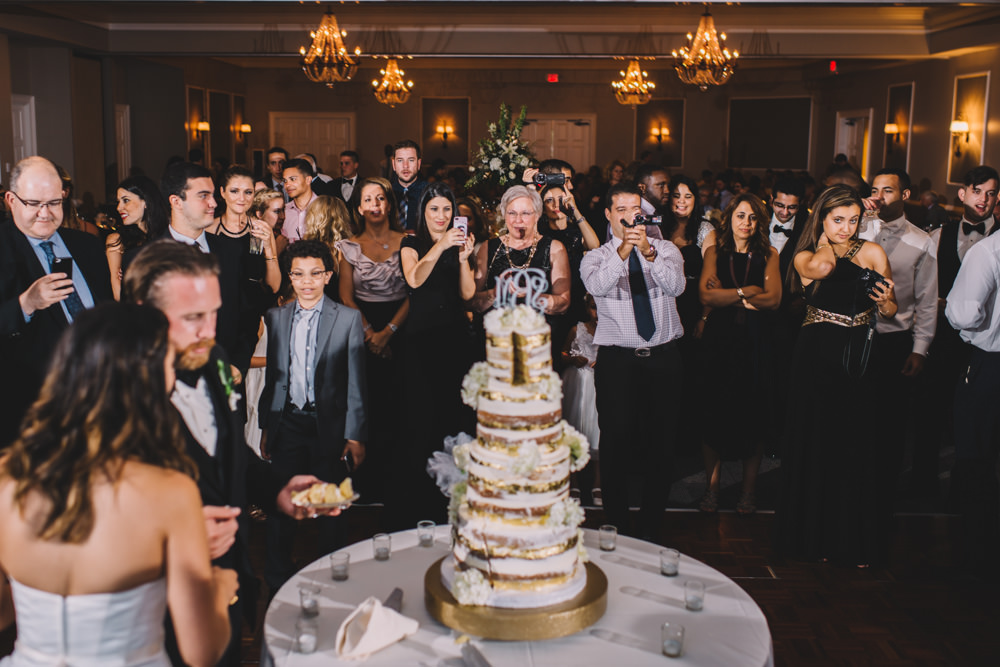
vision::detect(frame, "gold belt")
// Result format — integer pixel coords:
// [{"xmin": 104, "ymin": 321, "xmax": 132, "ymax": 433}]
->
[{"xmin": 802, "ymin": 305, "xmax": 875, "ymax": 328}]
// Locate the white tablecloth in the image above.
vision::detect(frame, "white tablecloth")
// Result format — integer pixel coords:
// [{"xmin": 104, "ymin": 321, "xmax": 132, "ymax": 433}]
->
[{"xmin": 263, "ymin": 528, "xmax": 773, "ymax": 666}]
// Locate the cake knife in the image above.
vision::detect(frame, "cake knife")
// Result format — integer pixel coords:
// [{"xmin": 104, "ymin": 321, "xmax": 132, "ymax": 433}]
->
[{"xmin": 460, "ymin": 643, "xmax": 493, "ymax": 667}]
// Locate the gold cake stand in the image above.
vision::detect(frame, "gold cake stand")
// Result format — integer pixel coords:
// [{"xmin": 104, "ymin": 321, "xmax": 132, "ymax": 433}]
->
[{"xmin": 424, "ymin": 557, "xmax": 608, "ymax": 641}]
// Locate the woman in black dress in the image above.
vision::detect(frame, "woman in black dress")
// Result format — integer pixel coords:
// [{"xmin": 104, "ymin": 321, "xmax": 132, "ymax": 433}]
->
[
  {"xmin": 473, "ymin": 185, "xmax": 571, "ymax": 314},
  {"xmin": 775, "ymin": 184, "xmax": 897, "ymax": 567},
  {"xmin": 106, "ymin": 174, "xmax": 167, "ymax": 300},
  {"xmin": 698, "ymin": 193, "xmax": 781, "ymax": 514},
  {"xmin": 397, "ymin": 182, "xmax": 476, "ymax": 526}
]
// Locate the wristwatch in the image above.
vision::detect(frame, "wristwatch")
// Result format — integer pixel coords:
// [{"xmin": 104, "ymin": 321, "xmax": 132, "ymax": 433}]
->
[{"xmin": 736, "ymin": 287, "xmax": 746, "ymax": 299}]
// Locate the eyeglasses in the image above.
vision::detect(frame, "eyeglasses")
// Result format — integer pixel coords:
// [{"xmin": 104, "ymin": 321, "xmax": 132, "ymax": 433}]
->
[
  {"xmin": 9, "ymin": 191, "xmax": 63, "ymax": 212},
  {"xmin": 505, "ymin": 210, "xmax": 536, "ymax": 220},
  {"xmin": 773, "ymin": 202, "xmax": 799, "ymax": 212},
  {"xmin": 289, "ymin": 270, "xmax": 330, "ymax": 281}
]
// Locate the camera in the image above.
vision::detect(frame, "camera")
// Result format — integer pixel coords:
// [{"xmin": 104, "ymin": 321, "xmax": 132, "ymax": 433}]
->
[
  {"xmin": 622, "ymin": 213, "xmax": 663, "ymax": 227},
  {"xmin": 859, "ymin": 268, "xmax": 889, "ymax": 295},
  {"xmin": 532, "ymin": 171, "xmax": 566, "ymax": 187}
]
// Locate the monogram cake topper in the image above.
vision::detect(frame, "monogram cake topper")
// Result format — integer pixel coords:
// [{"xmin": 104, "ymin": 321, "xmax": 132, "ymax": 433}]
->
[{"xmin": 494, "ymin": 268, "xmax": 550, "ymax": 312}]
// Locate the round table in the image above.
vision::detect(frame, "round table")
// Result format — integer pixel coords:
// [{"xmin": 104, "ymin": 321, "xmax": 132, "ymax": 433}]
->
[{"xmin": 263, "ymin": 527, "xmax": 773, "ymax": 666}]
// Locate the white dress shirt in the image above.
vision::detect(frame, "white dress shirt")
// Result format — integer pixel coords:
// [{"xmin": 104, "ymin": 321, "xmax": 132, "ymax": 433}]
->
[
  {"xmin": 580, "ymin": 236, "xmax": 686, "ymax": 348},
  {"xmin": 958, "ymin": 215, "xmax": 995, "ymax": 262},
  {"xmin": 768, "ymin": 213, "xmax": 794, "ymax": 255},
  {"xmin": 282, "ymin": 192, "xmax": 318, "ymax": 242},
  {"xmin": 946, "ymin": 229, "xmax": 1000, "ymax": 352},
  {"xmin": 168, "ymin": 225, "xmax": 210, "ymax": 253},
  {"xmin": 171, "ymin": 377, "xmax": 217, "ymax": 456},
  {"xmin": 341, "ymin": 176, "xmax": 357, "ymax": 202},
  {"xmin": 859, "ymin": 214, "xmax": 938, "ymax": 355}
]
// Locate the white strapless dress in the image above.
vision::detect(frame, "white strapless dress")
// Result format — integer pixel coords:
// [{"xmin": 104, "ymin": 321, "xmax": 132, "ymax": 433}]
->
[{"xmin": 1, "ymin": 578, "xmax": 169, "ymax": 667}]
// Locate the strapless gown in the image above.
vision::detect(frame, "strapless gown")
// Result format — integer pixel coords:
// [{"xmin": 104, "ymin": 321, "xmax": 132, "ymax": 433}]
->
[{"xmin": 1, "ymin": 578, "xmax": 169, "ymax": 666}]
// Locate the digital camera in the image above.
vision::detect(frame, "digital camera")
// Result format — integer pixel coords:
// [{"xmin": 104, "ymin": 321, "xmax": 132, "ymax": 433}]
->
[
  {"xmin": 532, "ymin": 171, "xmax": 567, "ymax": 187},
  {"xmin": 623, "ymin": 213, "xmax": 663, "ymax": 227}
]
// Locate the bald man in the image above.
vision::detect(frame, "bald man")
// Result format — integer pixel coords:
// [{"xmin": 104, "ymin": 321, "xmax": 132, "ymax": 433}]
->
[{"xmin": 0, "ymin": 156, "xmax": 112, "ymax": 445}]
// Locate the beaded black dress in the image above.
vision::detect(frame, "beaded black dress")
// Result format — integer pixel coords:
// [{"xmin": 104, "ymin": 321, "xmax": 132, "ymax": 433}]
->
[{"xmin": 774, "ymin": 242, "xmax": 885, "ymax": 566}]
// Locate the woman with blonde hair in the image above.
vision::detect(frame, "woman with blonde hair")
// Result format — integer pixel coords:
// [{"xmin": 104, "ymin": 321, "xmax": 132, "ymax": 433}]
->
[
  {"xmin": 0, "ymin": 302, "xmax": 238, "ymax": 666},
  {"xmin": 248, "ymin": 188, "xmax": 288, "ymax": 257},
  {"xmin": 304, "ymin": 194, "xmax": 353, "ymax": 300}
]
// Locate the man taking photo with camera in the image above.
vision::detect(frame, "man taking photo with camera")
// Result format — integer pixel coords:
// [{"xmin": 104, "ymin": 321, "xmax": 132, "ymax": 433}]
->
[{"xmin": 580, "ymin": 183, "xmax": 685, "ymax": 543}]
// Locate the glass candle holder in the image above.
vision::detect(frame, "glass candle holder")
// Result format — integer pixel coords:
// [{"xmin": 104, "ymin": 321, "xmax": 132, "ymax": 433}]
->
[
  {"xmin": 598, "ymin": 524, "xmax": 617, "ymax": 551},
  {"xmin": 373, "ymin": 532, "xmax": 391, "ymax": 561}
]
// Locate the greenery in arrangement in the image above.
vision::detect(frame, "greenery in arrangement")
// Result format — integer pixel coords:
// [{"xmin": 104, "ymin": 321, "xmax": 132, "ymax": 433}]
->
[{"xmin": 466, "ymin": 103, "xmax": 536, "ymax": 191}]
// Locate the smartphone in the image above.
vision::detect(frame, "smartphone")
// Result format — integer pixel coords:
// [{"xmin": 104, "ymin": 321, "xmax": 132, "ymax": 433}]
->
[
  {"xmin": 51, "ymin": 257, "xmax": 73, "ymax": 279},
  {"xmin": 453, "ymin": 216, "xmax": 468, "ymax": 237},
  {"xmin": 341, "ymin": 452, "xmax": 354, "ymax": 475}
]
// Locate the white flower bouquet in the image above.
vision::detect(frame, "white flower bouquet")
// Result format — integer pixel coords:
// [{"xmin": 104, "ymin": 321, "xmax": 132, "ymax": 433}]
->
[{"xmin": 466, "ymin": 104, "xmax": 536, "ymax": 191}]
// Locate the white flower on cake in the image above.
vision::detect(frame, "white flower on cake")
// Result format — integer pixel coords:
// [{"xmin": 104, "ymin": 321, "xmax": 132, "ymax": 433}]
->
[
  {"xmin": 546, "ymin": 497, "xmax": 584, "ymax": 528},
  {"xmin": 511, "ymin": 441, "xmax": 541, "ymax": 476},
  {"xmin": 448, "ymin": 480, "xmax": 468, "ymax": 524},
  {"xmin": 560, "ymin": 422, "xmax": 591, "ymax": 472},
  {"xmin": 461, "ymin": 362, "xmax": 490, "ymax": 409},
  {"xmin": 540, "ymin": 371, "xmax": 563, "ymax": 402},
  {"xmin": 452, "ymin": 568, "xmax": 492, "ymax": 606},
  {"xmin": 484, "ymin": 304, "xmax": 546, "ymax": 333},
  {"xmin": 576, "ymin": 529, "xmax": 590, "ymax": 563},
  {"xmin": 452, "ymin": 442, "xmax": 471, "ymax": 473}
]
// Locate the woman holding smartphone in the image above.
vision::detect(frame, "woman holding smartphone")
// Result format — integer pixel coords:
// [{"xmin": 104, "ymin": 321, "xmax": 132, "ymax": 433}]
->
[{"xmin": 395, "ymin": 181, "xmax": 475, "ymax": 528}]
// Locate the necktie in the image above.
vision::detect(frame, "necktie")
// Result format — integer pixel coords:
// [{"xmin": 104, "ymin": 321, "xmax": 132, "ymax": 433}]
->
[
  {"xmin": 772, "ymin": 224, "xmax": 792, "ymax": 237},
  {"xmin": 39, "ymin": 241, "xmax": 85, "ymax": 320},
  {"xmin": 963, "ymin": 221, "xmax": 986, "ymax": 236},
  {"xmin": 628, "ymin": 249, "xmax": 655, "ymax": 342},
  {"xmin": 399, "ymin": 188, "xmax": 409, "ymax": 228},
  {"xmin": 289, "ymin": 308, "xmax": 317, "ymax": 408}
]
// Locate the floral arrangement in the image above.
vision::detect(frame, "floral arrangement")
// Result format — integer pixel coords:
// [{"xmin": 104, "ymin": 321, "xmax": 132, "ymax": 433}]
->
[
  {"xmin": 545, "ymin": 497, "xmax": 585, "ymax": 528},
  {"xmin": 216, "ymin": 360, "xmax": 241, "ymax": 412},
  {"xmin": 576, "ymin": 529, "xmax": 589, "ymax": 563},
  {"xmin": 451, "ymin": 567, "xmax": 492, "ymax": 606},
  {"xmin": 484, "ymin": 303, "xmax": 547, "ymax": 332},
  {"xmin": 511, "ymin": 441, "xmax": 541, "ymax": 476},
  {"xmin": 460, "ymin": 362, "xmax": 490, "ymax": 410},
  {"xmin": 560, "ymin": 422, "xmax": 591, "ymax": 472},
  {"xmin": 466, "ymin": 104, "xmax": 536, "ymax": 191}
]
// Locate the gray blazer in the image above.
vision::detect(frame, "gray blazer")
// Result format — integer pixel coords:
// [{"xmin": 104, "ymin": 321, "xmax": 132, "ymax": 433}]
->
[{"xmin": 258, "ymin": 296, "xmax": 368, "ymax": 444}]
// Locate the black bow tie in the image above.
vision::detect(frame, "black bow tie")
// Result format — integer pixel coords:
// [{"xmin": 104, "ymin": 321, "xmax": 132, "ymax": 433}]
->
[
  {"xmin": 963, "ymin": 221, "xmax": 986, "ymax": 236},
  {"xmin": 772, "ymin": 224, "xmax": 793, "ymax": 237},
  {"xmin": 175, "ymin": 368, "xmax": 202, "ymax": 388}
]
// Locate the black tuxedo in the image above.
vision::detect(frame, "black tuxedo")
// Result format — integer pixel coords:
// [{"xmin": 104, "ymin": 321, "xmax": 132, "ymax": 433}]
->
[
  {"xmin": 334, "ymin": 176, "xmax": 359, "ymax": 203},
  {"xmin": 310, "ymin": 176, "xmax": 338, "ymax": 199},
  {"xmin": 0, "ymin": 223, "xmax": 111, "ymax": 446},
  {"xmin": 165, "ymin": 345, "xmax": 281, "ymax": 667}
]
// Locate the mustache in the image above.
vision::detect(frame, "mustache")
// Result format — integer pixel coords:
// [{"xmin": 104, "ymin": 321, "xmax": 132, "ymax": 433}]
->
[{"xmin": 175, "ymin": 338, "xmax": 215, "ymax": 370}]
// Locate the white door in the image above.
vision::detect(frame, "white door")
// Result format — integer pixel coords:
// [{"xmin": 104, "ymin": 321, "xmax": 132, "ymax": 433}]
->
[
  {"xmin": 834, "ymin": 108, "xmax": 873, "ymax": 182},
  {"xmin": 114, "ymin": 104, "xmax": 132, "ymax": 183},
  {"xmin": 520, "ymin": 116, "xmax": 596, "ymax": 174},
  {"xmin": 11, "ymin": 94, "xmax": 37, "ymax": 162},
  {"xmin": 269, "ymin": 112, "xmax": 355, "ymax": 178}
]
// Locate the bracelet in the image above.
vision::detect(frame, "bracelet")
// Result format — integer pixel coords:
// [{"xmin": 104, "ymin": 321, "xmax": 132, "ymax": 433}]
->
[
  {"xmin": 574, "ymin": 217, "xmax": 585, "ymax": 226},
  {"xmin": 736, "ymin": 287, "xmax": 746, "ymax": 299},
  {"xmin": 388, "ymin": 323, "xmax": 399, "ymax": 333},
  {"xmin": 265, "ymin": 257, "xmax": 277, "ymax": 261},
  {"xmin": 363, "ymin": 324, "xmax": 372, "ymax": 332},
  {"xmin": 816, "ymin": 244, "xmax": 830, "ymax": 250},
  {"xmin": 701, "ymin": 315, "xmax": 708, "ymax": 322}
]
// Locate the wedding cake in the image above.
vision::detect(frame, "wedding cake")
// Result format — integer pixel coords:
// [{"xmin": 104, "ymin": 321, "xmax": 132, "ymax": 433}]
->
[{"xmin": 438, "ymin": 302, "xmax": 591, "ymax": 609}]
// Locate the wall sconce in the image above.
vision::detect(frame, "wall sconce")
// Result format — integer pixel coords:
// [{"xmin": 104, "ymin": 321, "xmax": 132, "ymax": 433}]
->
[
  {"xmin": 436, "ymin": 123, "xmax": 454, "ymax": 149},
  {"xmin": 950, "ymin": 118, "xmax": 970, "ymax": 157},
  {"xmin": 236, "ymin": 123, "xmax": 252, "ymax": 140},
  {"xmin": 194, "ymin": 121, "xmax": 211, "ymax": 139},
  {"xmin": 650, "ymin": 124, "xmax": 669, "ymax": 148},
  {"xmin": 884, "ymin": 122, "xmax": 899, "ymax": 154}
]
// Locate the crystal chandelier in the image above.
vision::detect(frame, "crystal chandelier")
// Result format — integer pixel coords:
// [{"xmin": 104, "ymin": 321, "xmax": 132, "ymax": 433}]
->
[
  {"xmin": 612, "ymin": 59, "xmax": 655, "ymax": 107},
  {"xmin": 299, "ymin": 8, "xmax": 361, "ymax": 88},
  {"xmin": 672, "ymin": 7, "xmax": 739, "ymax": 92},
  {"xmin": 372, "ymin": 58, "xmax": 413, "ymax": 107}
]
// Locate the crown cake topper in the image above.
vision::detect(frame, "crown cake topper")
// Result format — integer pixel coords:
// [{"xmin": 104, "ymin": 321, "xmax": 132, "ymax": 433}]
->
[{"xmin": 494, "ymin": 268, "xmax": 549, "ymax": 312}]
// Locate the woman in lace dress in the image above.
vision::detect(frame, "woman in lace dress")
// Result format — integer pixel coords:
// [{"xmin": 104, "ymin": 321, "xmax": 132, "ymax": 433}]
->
[{"xmin": 0, "ymin": 303, "xmax": 237, "ymax": 667}]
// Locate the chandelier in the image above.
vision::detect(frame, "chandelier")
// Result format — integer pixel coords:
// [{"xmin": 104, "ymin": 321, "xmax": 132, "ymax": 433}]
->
[
  {"xmin": 372, "ymin": 57, "xmax": 413, "ymax": 107},
  {"xmin": 612, "ymin": 59, "xmax": 655, "ymax": 107},
  {"xmin": 672, "ymin": 7, "xmax": 739, "ymax": 92},
  {"xmin": 299, "ymin": 8, "xmax": 361, "ymax": 88}
]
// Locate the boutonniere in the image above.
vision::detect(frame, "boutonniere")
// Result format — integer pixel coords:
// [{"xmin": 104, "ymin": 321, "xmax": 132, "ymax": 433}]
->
[{"xmin": 216, "ymin": 359, "xmax": 242, "ymax": 412}]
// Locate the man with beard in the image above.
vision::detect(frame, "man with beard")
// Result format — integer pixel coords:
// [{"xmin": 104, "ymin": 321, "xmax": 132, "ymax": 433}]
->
[
  {"xmin": 860, "ymin": 168, "xmax": 938, "ymax": 527},
  {"xmin": 920, "ymin": 166, "xmax": 1000, "ymax": 500},
  {"xmin": 390, "ymin": 140, "xmax": 427, "ymax": 231},
  {"xmin": 280, "ymin": 158, "xmax": 318, "ymax": 243},
  {"xmin": 122, "ymin": 240, "xmax": 335, "ymax": 666}
]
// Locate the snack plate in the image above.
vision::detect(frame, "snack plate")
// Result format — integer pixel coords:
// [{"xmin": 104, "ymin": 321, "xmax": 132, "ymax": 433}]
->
[{"xmin": 291, "ymin": 493, "xmax": 360, "ymax": 511}]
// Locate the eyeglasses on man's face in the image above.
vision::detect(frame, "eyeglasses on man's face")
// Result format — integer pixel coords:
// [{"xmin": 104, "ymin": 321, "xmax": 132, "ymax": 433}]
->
[
  {"xmin": 9, "ymin": 191, "xmax": 63, "ymax": 212},
  {"xmin": 289, "ymin": 270, "xmax": 331, "ymax": 281}
]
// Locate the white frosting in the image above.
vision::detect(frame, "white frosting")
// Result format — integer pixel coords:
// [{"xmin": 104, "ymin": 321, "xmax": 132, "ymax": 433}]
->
[
  {"xmin": 477, "ymin": 423, "xmax": 562, "ymax": 445},
  {"xmin": 441, "ymin": 556, "xmax": 586, "ymax": 609}
]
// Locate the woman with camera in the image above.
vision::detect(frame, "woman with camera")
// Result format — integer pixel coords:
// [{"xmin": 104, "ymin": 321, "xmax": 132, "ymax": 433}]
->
[
  {"xmin": 392, "ymin": 182, "xmax": 476, "ymax": 528},
  {"xmin": 774, "ymin": 184, "xmax": 896, "ymax": 568},
  {"xmin": 697, "ymin": 193, "xmax": 781, "ymax": 514}
]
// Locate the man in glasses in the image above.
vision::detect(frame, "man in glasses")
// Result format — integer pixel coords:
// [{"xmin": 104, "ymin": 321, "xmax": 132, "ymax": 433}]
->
[
  {"xmin": 0, "ymin": 156, "xmax": 112, "ymax": 446},
  {"xmin": 258, "ymin": 239, "xmax": 367, "ymax": 592}
]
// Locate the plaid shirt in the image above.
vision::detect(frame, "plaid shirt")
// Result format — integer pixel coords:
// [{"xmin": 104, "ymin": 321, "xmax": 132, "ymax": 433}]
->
[{"xmin": 580, "ymin": 236, "xmax": 685, "ymax": 348}]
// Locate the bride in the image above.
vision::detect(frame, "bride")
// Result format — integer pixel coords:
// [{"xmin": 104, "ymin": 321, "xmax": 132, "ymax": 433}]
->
[{"xmin": 0, "ymin": 302, "xmax": 238, "ymax": 667}]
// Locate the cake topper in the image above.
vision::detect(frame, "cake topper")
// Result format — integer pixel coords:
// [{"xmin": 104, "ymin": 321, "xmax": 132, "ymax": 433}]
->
[{"xmin": 494, "ymin": 268, "xmax": 550, "ymax": 312}]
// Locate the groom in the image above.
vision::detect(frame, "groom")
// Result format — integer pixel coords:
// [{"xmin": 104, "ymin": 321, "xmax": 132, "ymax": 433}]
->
[{"xmin": 122, "ymin": 240, "xmax": 333, "ymax": 666}]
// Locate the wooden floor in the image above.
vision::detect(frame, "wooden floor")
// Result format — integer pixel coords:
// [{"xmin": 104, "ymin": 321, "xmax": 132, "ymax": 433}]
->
[{"xmin": 241, "ymin": 506, "xmax": 1000, "ymax": 666}]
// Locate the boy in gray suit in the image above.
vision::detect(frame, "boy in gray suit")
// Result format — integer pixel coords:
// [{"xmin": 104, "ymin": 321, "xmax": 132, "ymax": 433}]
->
[{"xmin": 259, "ymin": 239, "xmax": 367, "ymax": 591}]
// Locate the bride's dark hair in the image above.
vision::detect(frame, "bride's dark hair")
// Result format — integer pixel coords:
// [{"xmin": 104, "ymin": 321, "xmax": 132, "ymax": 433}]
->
[
  {"xmin": 785, "ymin": 183, "xmax": 863, "ymax": 295},
  {"xmin": 1, "ymin": 302, "xmax": 193, "ymax": 543}
]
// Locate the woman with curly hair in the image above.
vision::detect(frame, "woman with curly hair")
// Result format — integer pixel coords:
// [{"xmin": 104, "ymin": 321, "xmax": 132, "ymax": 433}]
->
[{"xmin": 0, "ymin": 302, "xmax": 238, "ymax": 666}]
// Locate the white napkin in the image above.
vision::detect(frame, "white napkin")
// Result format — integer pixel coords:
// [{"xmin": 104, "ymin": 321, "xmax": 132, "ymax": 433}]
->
[{"xmin": 334, "ymin": 595, "xmax": 419, "ymax": 660}]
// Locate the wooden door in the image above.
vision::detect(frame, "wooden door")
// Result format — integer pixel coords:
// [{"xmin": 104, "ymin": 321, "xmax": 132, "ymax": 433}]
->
[
  {"xmin": 269, "ymin": 112, "xmax": 356, "ymax": 178},
  {"xmin": 520, "ymin": 116, "xmax": 596, "ymax": 174}
]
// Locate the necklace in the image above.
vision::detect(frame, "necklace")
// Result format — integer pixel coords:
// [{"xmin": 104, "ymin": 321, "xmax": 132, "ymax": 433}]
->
[
  {"xmin": 365, "ymin": 232, "xmax": 392, "ymax": 250},
  {"xmin": 215, "ymin": 215, "xmax": 249, "ymax": 237},
  {"xmin": 504, "ymin": 232, "xmax": 539, "ymax": 270}
]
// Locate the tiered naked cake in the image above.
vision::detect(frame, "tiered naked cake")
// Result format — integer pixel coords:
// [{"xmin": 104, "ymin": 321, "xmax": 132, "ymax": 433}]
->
[{"xmin": 440, "ymin": 304, "xmax": 591, "ymax": 609}]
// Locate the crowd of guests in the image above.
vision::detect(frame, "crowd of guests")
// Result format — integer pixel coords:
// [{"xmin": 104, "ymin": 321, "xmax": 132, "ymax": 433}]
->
[{"xmin": 1, "ymin": 143, "xmax": 999, "ymax": 664}]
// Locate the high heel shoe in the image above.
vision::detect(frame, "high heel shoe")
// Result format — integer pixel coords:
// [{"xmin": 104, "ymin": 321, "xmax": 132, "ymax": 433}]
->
[
  {"xmin": 698, "ymin": 489, "xmax": 719, "ymax": 513},
  {"xmin": 736, "ymin": 493, "xmax": 756, "ymax": 515}
]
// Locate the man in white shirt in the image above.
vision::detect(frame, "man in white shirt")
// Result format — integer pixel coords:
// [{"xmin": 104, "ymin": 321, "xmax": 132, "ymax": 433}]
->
[
  {"xmin": 338, "ymin": 150, "xmax": 361, "ymax": 202},
  {"xmin": 945, "ymin": 203, "xmax": 1000, "ymax": 581},
  {"xmin": 580, "ymin": 183, "xmax": 685, "ymax": 541},
  {"xmin": 281, "ymin": 158, "xmax": 318, "ymax": 242},
  {"xmin": 860, "ymin": 168, "xmax": 937, "ymax": 514}
]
